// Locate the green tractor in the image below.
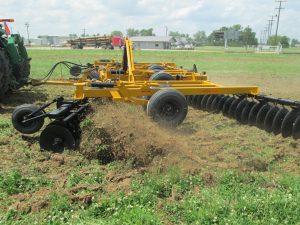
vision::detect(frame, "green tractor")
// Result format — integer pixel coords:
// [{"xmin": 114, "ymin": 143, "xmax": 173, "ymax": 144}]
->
[{"xmin": 0, "ymin": 19, "xmax": 30, "ymax": 98}]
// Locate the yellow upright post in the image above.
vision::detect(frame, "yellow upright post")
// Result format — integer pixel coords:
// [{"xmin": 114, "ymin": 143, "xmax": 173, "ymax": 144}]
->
[{"xmin": 125, "ymin": 38, "xmax": 135, "ymax": 82}]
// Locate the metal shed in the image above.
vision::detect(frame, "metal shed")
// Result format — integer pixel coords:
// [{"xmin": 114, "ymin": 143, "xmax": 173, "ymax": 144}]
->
[{"xmin": 131, "ymin": 36, "xmax": 176, "ymax": 50}]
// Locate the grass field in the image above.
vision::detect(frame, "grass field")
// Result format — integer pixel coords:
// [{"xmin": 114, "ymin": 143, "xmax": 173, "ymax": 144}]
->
[{"xmin": 0, "ymin": 49, "xmax": 300, "ymax": 224}]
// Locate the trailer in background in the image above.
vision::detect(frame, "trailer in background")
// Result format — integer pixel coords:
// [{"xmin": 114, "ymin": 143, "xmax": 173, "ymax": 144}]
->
[{"xmin": 68, "ymin": 36, "xmax": 113, "ymax": 49}]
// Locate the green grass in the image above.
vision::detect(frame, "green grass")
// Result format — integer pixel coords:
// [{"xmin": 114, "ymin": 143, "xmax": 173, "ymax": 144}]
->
[
  {"xmin": 27, "ymin": 48, "xmax": 300, "ymax": 78},
  {"xmin": 1, "ymin": 169, "xmax": 299, "ymax": 224}
]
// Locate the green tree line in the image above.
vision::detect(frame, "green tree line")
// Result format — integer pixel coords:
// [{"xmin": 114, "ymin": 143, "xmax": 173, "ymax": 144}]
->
[{"xmin": 108, "ymin": 24, "xmax": 298, "ymax": 48}]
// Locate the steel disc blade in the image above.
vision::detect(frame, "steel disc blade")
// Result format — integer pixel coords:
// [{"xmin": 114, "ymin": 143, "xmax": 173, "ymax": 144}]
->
[
  {"xmin": 191, "ymin": 95, "xmax": 200, "ymax": 108},
  {"xmin": 272, "ymin": 108, "xmax": 289, "ymax": 135},
  {"xmin": 264, "ymin": 106, "xmax": 280, "ymax": 133},
  {"xmin": 216, "ymin": 96, "xmax": 230, "ymax": 113},
  {"xmin": 201, "ymin": 95, "xmax": 211, "ymax": 111},
  {"xmin": 281, "ymin": 110, "xmax": 299, "ymax": 138},
  {"xmin": 256, "ymin": 104, "xmax": 272, "ymax": 129},
  {"xmin": 222, "ymin": 97, "xmax": 235, "ymax": 117},
  {"xmin": 195, "ymin": 95, "xmax": 204, "ymax": 109},
  {"xmin": 206, "ymin": 95, "xmax": 217, "ymax": 112},
  {"xmin": 235, "ymin": 99, "xmax": 249, "ymax": 122},
  {"xmin": 293, "ymin": 116, "xmax": 300, "ymax": 139},
  {"xmin": 40, "ymin": 124, "xmax": 76, "ymax": 152},
  {"xmin": 248, "ymin": 103, "xmax": 264, "ymax": 126},
  {"xmin": 211, "ymin": 95, "xmax": 224, "ymax": 113},
  {"xmin": 241, "ymin": 101, "xmax": 256, "ymax": 124},
  {"xmin": 187, "ymin": 96, "xmax": 193, "ymax": 105},
  {"xmin": 228, "ymin": 98, "xmax": 242, "ymax": 119}
]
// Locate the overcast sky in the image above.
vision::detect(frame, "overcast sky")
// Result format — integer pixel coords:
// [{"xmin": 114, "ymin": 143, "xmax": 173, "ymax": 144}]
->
[{"xmin": 1, "ymin": 0, "xmax": 300, "ymax": 40}]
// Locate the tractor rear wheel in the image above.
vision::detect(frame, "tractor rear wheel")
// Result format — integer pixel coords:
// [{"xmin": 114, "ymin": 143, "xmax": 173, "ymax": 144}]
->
[
  {"xmin": 13, "ymin": 59, "xmax": 30, "ymax": 88},
  {"xmin": 0, "ymin": 50, "xmax": 13, "ymax": 97},
  {"xmin": 147, "ymin": 89, "xmax": 188, "ymax": 126}
]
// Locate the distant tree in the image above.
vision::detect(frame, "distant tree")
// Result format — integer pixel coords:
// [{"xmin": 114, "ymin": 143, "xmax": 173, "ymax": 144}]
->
[
  {"xmin": 231, "ymin": 24, "xmax": 242, "ymax": 31},
  {"xmin": 291, "ymin": 39, "xmax": 300, "ymax": 47},
  {"xmin": 111, "ymin": 30, "xmax": 123, "ymax": 37},
  {"xmin": 169, "ymin": 31, "xmax": 187, "ymax": 38},
  {"xmin": 126, "ymin": 28, "xmax": 140, "ymax": 37},
  {"xmin": 240, "ymin": 26, "xmax": 258, "ymax": 46},
  {"xmin": 268, "ymin": 35, "xmax": 290, "ymax": 48},
  {"xmin": 207, "ymin": 24, "xmax": 258, "ymax": 46},
  {"xmin": 193, "ymin": 31, "xmax": 207, "ymax": 46},
  {"xmin": 140, "ymin": 28, "xmax": 155, "ymax": 36}
]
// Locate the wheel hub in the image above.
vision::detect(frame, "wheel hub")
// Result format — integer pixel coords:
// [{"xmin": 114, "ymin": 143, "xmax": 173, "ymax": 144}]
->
[{"xmin": 161, "ymin": 103, "xmax": 178, "ymax": 117}]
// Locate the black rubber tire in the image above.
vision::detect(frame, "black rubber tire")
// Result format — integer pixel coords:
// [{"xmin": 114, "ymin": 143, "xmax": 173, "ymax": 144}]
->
[
  {"xmin": 241, "ymin": 101, "xmax": 256, "ymax": 124},
  {"xmin": 147, "ymin": 89, "xmax": 188, "ymax": 126},
  {"xmin": 256, "ymin": 104, "xmax": 272, "ymax": 129},
  {"xmin": 264, "ymin": 106, "xmax": 280, "ymax": 133},
  {"xmin": 272, "ymin": 108, "xmax": 289, "ymax": 135},
  {"xmin": 201, "ymin": 95, "xmax": 211, "ymax": 111},
  {"xmin": 235, "ymin": 99, "xmax": 250, "ymax": 122},
  {"xmin": 148, "ymin": 64, "xmax": 165, "ymax": 71},
  {"xmin": 228, "ymin": 98, "xmax": 242, "ymax": 118},
  {"xmin": 149, "ymin": 71, "xmax": 174, "ymax": 81},
  {"xmin": 191, "ymin": 95, "xmax": 200, "ymax": 108},
  {"xmin": 195, "ymin": 95, "xmax": 204, "ymax": 109},
  {"xmin": 40, "ymin": 124, "xmax": 76, "ymax": 152},
  {"xmin": 206, "ymin": 95, "xmax": 217, "ymax": 112},
  {"xmin": 0, "ymin": 50, "xmax": 13, "ymax": 97},
  {"xmin": 222, "ymin": 97, "xmax": 235, "ymax": 117},
  {"xmin": 293, "ymin": 116, "xmax": 300, "ymax": 140},
  {"xmin": 12, "ymin": 104, "xmax": 44, "ymax": 134},
  {"xmin": 13, "ymin": 59, "xmax": 30, "ymax": 89},
  {"xmin": 281, "ymin": 110, "xmax": 299, "ymax": 138},
  {"xmin": 248, "ymin": 103, "xmax": 264, "ymax": 126},
  {"xmin": 99, "ymin": 59, "xmax": 110, "ymax": 62},
  {"xmin": 211, "ymin": 95, "xmax": 224, "ymax": 113}
]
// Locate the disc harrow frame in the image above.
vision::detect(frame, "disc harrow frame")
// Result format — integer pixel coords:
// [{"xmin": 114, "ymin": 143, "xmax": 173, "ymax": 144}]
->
[{"xmin": 11, "ymin": 38, "xmax": 300, "ymax": 151}]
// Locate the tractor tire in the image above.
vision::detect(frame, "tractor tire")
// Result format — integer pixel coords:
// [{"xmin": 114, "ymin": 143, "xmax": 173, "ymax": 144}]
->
[
  {"xmin": 13, "ymin": 59, "xmax": 30, "ymax": 88},
  {"xmin": 149, "ymin": 71, "xmax": 174, "ymax": 81},
  {"xmin": 148, "ymin": 64, "xmax": 165, "ymax": 71},
  {"xmin": 147, "ymin": 89, "xmax": 188, "ymax": 127},
  {"xmin": 12, "ymin": 104, "xmax": 44, "ymax": 134},
  {"xmin": 0, "ymin": 50, "xmax": 13, "ymax": 97}
]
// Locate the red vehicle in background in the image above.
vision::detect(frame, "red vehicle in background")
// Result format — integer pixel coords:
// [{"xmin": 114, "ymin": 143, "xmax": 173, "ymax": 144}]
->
[{"xmin": 111, "ymin": 36, "xmax": 123, "ymax": 48}]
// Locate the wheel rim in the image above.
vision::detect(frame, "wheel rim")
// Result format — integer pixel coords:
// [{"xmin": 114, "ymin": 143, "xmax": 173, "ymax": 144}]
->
[{"xmin": 159, "ymin": 101, "xmax": 180, "ymax": 120}]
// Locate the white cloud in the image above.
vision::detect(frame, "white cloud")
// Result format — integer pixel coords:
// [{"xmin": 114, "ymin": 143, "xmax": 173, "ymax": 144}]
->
[{"xmin": 0, "ymin": 0, "xmax": 299, "ymax": 39}]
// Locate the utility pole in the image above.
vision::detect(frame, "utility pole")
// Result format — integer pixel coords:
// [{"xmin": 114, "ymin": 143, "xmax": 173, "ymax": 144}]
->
[
  {"xmin": 25, "ymin": 22, "xmax": 30, "ymax": 46},
  {"xmin": 268, "ymin": 15, "xmax": 275, "ymax": 37},
  {"xmin": 266, "ymin": 21, "xmax": 271, "ymax": 43},
  {"xmin": 82, "ymin": 28, "xmax": 86, "ymax": 37},
  {"xmin": 264, "ymin": 28, "xmax": 268, "ymax": 44},
  {"xmin": 275, "ymin": 0, "xmax": 287, "ymax": 44},
  {"xmin": 165, "ymin": 26, "xmax": 168, "ymax": 37}
]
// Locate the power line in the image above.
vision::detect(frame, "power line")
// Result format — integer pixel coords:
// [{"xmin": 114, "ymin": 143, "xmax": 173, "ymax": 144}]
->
[{"xmin": 275, "ymin": 0, "xmax": 287, "ymax": 43}]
